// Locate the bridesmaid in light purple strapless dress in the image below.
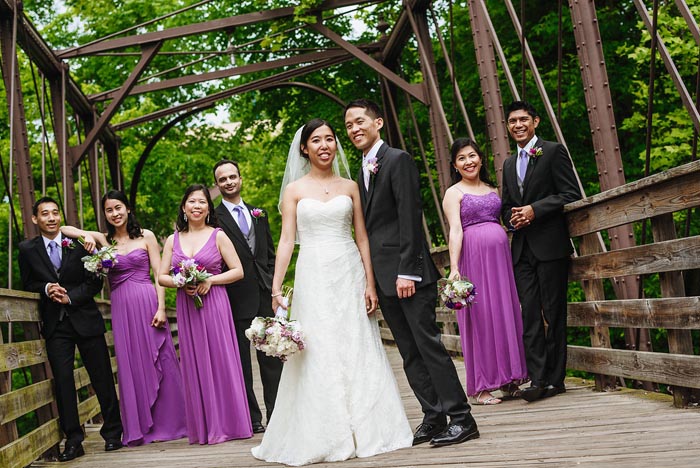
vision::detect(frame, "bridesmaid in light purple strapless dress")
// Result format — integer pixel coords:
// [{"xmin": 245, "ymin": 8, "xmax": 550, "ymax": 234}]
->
[
  {"xmin": 109, "ymin": 250, "xmax": 187, "ymax": 446},
  {"xmin": 171, "ymin": 228, "xmax": 252, "ymax": 444},
  {"xmin": 456, "ymin": 192, "xmax": 528, "ymax": 398}
]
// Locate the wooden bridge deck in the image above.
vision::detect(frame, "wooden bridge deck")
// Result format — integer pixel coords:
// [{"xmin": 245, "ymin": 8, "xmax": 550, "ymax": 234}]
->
[{"xmin": 30, "ymin": 345, "xmax": 700, "ymax": 468}]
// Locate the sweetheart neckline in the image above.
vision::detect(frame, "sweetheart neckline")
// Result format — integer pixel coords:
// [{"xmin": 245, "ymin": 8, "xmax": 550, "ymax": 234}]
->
[{"xmin": 298, "ymin": 194, "xmax": 351, "ymax": 205}]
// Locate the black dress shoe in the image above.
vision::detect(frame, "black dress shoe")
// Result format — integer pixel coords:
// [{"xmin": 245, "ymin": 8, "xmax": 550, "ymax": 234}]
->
[
  {"xmin": 252, "ymin": 422, "xmax": 266, "ymax": 434},
  {"xmin": 104, "ymin": 440, "xmax": 124, "ymax": 451},
  {"xmin": 521, "ymin": 385, "xmax": 546, "ymax": 402},
  {"xmin": 543, "ymin": 384, "xmax": 566, "ymax": 399},
  {"xmin": 412, "ymin": 423, "xmax": 446, "ymax": 446},
  {"xmin": 429, "ymin": 422, "xmax": 480, "ymax": 447},
  {"xmin": 59, "ymin": 444, "xmax": 85, "ymax": 462}
]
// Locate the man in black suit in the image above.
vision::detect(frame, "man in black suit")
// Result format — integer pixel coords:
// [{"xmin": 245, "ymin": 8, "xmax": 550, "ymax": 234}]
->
[
  {"xmin": 500, "ymin": 100, "xmax": 583, "ymax": 402},
  {"xmin": 18, "ymin": 197, "xmax": 123, "ymax": 461},
  {"xmin": 213, "ymin": 160, "xmax": 282, "ymax": 434},
  {"xmin": 344, "ymin": 99, "xmax": 478, "ymax": 447}
]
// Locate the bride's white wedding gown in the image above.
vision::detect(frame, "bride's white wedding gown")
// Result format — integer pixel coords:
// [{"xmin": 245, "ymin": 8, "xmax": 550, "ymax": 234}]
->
[{"xmin": 251, "ymin": 195, "xmax": 412, "ymax": 466}]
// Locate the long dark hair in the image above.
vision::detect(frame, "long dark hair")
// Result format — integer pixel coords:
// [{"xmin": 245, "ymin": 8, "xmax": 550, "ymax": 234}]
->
[
  {"xmin": 101, "ymin": 190, "xmax": 142, "ymax": 242},
  {"xmin": 299, "ymin": 118, "xmax": 337, "ymax": 159},
  {"xmin": 450, "ymin": 138, "xmax": 495, "ymax": 187},
  {"xmin": 176, "ymin": 184, "xmax": 218, "ymax": 232}
]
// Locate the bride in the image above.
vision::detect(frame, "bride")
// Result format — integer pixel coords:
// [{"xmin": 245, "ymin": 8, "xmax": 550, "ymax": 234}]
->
[{"xmin": 251, "ymin": 118, "xmax": 413, "ymax": 466}]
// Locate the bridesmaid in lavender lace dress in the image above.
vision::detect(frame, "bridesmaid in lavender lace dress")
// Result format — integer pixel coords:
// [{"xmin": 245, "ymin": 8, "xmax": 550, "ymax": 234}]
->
[
  {"xmin": 442, "ymin": 139, "xmax": 528, "ymax": 405},
  {"xmin": 159, "ymin": 184, "xmax": 252, "ymax": 444},
  {"xmin": 61, "ymin": 190, "xmax": 186, "ymax": 446}
]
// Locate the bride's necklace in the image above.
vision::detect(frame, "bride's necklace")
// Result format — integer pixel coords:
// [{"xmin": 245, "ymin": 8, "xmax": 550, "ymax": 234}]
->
[{"xmin": 309, "ymin": 174, "xmax": 336, "ymax": 194}]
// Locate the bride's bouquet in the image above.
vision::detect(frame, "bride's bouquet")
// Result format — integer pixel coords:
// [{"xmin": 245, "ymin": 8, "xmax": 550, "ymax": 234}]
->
[
  {"xmin": 438, "ymin": 275, "xmax": 476, "ymax": 310},
  {"xmin": 245, "ymin": 287, "xmax": 305, "ymax": 361},
  {"xmin": 80, "ymin": 239, "xmax": 119, "ymax": 278},
  {"xmin": 170, "ymin": 259, "xmax": 212, "ymax": 309}
]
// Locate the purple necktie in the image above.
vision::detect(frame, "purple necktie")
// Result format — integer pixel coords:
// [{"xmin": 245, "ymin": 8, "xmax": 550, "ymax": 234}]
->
[
  {"xmin": 518, "ymin": 149, "xmax": 529, "ymax": 183},
  {"xmin": 48, "ymin": 240, "xmax": 61, "ymax": 271},
  {"xmin": 233, "ymin": 206, "xmax": 249, "ymax": 236}
]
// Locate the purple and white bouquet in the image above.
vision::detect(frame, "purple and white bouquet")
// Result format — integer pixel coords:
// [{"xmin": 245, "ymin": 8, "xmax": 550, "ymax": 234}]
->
[
  {"xmin": 245, "ymin": 288, "xmax": 305, "ymax": 361},
  {"xmin": 170, "ymin": 258, "xmax": 212, "ymax": 309},
  {"xmin": 81, "ymin": 242, "xmax": 118, "ymax": 278},
  {"xmin": 438, "ymin": 275, "xmax": 476, "ymax": 310}
]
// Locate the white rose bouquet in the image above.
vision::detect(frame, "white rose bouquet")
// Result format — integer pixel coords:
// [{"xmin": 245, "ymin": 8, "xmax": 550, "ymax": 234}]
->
[
  {"xmin": 438, "ymin": 275, "xmax": 476, "ymax": 310},
  {"xmin": 245, "ymin": 288, "xmax": 305, "ymax": 361}
]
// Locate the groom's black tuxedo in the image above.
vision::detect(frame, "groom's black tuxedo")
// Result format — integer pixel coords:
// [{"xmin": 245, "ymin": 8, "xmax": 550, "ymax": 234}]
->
[
  {"xmin": 359, "ymin": 142, "xmax": 472, "ymax": 426},
  {"xmin": 501, "ymin": 137, "xmax": 582, "ymax": 388},
  {"xmin": 216, "ymin": 201, "xmax": 282, "ymax": 425},
  {"xmin": 18, "ymin": 235, "xmax": 122, "ymax": 445}
]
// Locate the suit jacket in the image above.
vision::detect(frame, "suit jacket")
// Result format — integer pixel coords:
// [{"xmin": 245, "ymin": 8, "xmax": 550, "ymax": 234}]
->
[
  {"xmin": 18, "ymin": 236, "xmax": 105, "ymax": 339},
  {"xmin": 216, "ymin": 202, "xmax": 276, "ymax": 321},
  {"xmin": 358, "ymin": 143, "xmax": 439, "ymax": 296},
  {"xmin": 500, "ymin": 138, "xmax": 583, "ymax": 263}
]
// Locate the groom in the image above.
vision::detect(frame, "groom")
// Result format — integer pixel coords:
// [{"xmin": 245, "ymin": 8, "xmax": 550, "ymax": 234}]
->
[
  {"xmin": 500, "ymin": 100, "xmax": 582, "ymax": 402},
  {"xmin": 18, "ymin": 197, "xmax": 123, "ymax": 461},
  {"xmin": 213, "ymin": 159, "xmax": 283, "ymax": 433},
  {"xmin": 344, "ymin": 99, "xmax": 478, "ymax": 447}
]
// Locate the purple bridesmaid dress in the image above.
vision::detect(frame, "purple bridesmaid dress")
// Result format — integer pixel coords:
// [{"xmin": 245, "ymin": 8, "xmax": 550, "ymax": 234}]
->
[
  {"xmin": 456, "ymin": 192, "xmax": 528, "ymax": 396},
  {"xmin": 172, "ymin": 228, "xmax": 252, "ymax": 444},
  {"xmin": 109, "ymin": 249, "xmax": 187, "ymax": 446}
]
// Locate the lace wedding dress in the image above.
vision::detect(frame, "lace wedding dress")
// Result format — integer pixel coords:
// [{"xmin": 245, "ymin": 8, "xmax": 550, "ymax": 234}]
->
[{"xmin": 251, "ymin": 195, "xmax": 412, "ymax": 466}]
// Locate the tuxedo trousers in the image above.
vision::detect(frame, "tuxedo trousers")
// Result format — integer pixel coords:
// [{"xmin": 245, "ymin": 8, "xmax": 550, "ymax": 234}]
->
[
  {"xmin": 46, "ymin": 317, "xmax": 122, "ymax": 444},
  {"xmin": 377, "ymin": 283, "xmax": 471, "ymax": 426},
  {"xmin": 513, "ymin": 242, "xmax": 570, "ymax": 387}
]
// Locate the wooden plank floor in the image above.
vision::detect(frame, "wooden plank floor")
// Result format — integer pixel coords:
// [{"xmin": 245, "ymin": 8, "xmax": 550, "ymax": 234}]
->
[{"xmin": 31, "ymin": 345, "xmax": 700, "ymax": 467}]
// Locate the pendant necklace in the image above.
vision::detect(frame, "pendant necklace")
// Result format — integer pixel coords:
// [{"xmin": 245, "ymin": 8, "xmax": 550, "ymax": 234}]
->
[{"xmin": 310, "ymin": 175, "xmax": 334, "ymax": 194}]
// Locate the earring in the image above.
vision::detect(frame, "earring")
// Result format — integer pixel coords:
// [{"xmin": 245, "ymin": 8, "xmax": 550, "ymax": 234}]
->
[
  {"xmin": 183, "ymin": 213, "xmax": 188, "ymax": 223},
  {"xmin": 206, "ymin": 214, "xmax": 210, "ymax": 224}
]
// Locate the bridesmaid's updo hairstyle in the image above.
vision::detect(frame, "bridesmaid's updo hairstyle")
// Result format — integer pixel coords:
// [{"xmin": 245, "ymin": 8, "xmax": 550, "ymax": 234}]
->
[
  {"xmin": 299, "ymin": 118, "xmax": 336, "ymax": 159},
  {"xmin": 102, "ymin": 190, "xmax": 143, "ymax": 242},
  {"xmin": 176, "ymin": 184, "xmax": 219, "ymax": 232},
  {"xmin": 450, "ymin": 138, "xmax": 496, "ymax": 187}
]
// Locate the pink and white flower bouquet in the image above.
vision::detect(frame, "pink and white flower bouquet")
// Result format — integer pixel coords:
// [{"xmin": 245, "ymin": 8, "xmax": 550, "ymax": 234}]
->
[
  {"xmin": 81, "ymin": 242, "xmax": 118, "ymax": 278},
  {"xmin": 245, "ymin": 288, "xmax": 305, "ymax": 361},
  {"xmin": 438, "ymin": 275, "xmax": 476, "ymax": 310},
  {"xmin": 170, "ymin": 258, "xmax": 212, "ymax": 309}
]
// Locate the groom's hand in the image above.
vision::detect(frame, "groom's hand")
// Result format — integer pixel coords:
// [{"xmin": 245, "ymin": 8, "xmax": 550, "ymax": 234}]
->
[{"xmin": 396, "ymin": 278, "xmax": 416, "ymax": 299}]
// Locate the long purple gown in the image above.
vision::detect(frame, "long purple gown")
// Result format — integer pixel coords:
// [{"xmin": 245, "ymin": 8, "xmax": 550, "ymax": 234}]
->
[
  {"xmin": 456, "ymin": 192, "xmax": 528, "ymax": 396},
  {"xmin": 172, "ymin": 228, "xmax": 252, "ymax": 444},
  {"xmin": 109, "ymin": 249, "xmax": 187, "ymax": 446}
]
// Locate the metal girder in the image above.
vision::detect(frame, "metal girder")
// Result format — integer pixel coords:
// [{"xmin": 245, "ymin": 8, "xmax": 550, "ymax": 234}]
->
[
  {"xmin": 468, "ymin": 0, "xmax": 511, "ymax": 187},
  {"xmin": 71, "ymin": 42, "xmax": 162, "ymax": 166},
  {"xmin": 382, "ymin": 0, "xmax": 431, "ymax": 66},
  {"xmin": 310, "ymin": 21, "xmax": 427, "ymax": 104},
  {"xmin": 55, "ymin": 0, "xmax": 376, "ymax": 58},
  {"xmin": 675, "ymin": 0, "xmax": 700, "ymax": 46},
  {"xmin": 0, "ymin": 11, "xmax": 37, "ymax": 239},
  {"xmin": 113, "ymin": 54, "xmax": 352, "ymax": 131},
  {"xmin": 634, "ymin": 0, "xmax": 700, "ymax": 133},
  {"xmin": 90, "ymin": 48, "xmax": 353, "ymax": 102}
]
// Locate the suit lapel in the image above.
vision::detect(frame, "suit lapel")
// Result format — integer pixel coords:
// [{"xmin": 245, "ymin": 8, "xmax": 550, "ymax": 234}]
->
[
  {"xmin": 216, "ymin": 203, "xmax": 252, "ymax": 255},
  {"xmin": 363, "ymin": 143, "xmax": 386, "ymax": 217},
  {"xmin": 245, "ymin": 201, "xmax": 262, "ymax": 257},
  {"xmin": 506, "ymin": 155, "xmax": 524, "ymax": 204},
  {"xmin": 521, "ymin": 138, "xmax": 541, "ymax": 195}
]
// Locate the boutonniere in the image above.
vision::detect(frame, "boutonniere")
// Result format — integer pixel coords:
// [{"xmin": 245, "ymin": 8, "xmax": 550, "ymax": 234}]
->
[
  {"xmin": 250, "ymin": 208, "xmax": 266, "ymax": 222},
  {"xmin": 61, "ymin": 238, "xmax": 76, "ymax": 249},
  {"xmin": 363, "ymin": 156, "xmax": 380, "ymax": 175},
  {"xmin": 528, "ymin": 146, "xmax": 543, "ymax": 158}
]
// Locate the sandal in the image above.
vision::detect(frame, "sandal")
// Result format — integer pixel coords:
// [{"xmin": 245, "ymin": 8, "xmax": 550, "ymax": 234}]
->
[
  {"xmin": 500, "ymin": 382, "xmax": 523, "ymax": 399},
  {"xmin": 473, "ymin": 391, "xmax": 502, "ymax": 405}
]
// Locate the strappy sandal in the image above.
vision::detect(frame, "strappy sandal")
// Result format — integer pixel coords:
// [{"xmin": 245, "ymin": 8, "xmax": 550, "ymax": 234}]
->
[{"xmin": 473, "ymin": 390, "xmax": 502, "ymax": 405}]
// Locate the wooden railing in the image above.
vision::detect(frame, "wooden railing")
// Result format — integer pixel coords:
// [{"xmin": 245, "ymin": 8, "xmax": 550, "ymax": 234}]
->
[
  {"xmin": 0, "ymin": 289, "xmax": 178, "ymax": 468},
  {"xmin": 378, "ymin": 159, "xmax": 700, "ymax": 408}
]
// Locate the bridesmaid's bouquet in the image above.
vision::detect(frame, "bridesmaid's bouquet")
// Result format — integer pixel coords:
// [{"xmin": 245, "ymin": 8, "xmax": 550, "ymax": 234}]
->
[
  {"xmin": 80, "ymin": 240, "xmax": 118, "ymax": 278},
  {"xmin": 245, "ymin": 287, "xmax": 305, "ymax": 361},
  {"xmin": 171, "ymin": 259, "xmax": 212, "ymax": 309},
  {"xmin": 438, "ymin": 275, "xmax": 476, "ymax": 310}
]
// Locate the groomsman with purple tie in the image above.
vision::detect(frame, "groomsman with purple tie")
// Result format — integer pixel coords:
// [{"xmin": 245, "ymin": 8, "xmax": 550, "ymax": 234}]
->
[
  {"xmin": 18, "ymin": 197, "xmax": 123, "ymax": 461},
  {"xmin": 500, "ymin": 100, "xmax": 582, "ymax": 402},
  {"xmin": 213, "ymin": 160, "xmax": 282, "ymax": 434}
]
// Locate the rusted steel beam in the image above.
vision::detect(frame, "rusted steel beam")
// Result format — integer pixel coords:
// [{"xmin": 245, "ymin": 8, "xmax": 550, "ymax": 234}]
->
[
  {"xmin": 72, "ymin": 42, "xmax": 162, "ymax": 166},
  {"xmin": 114, "ymin": 55, "xmax": 351, "ymax": 131},
  {"xmin": 633, "ymin": 0, "xmax": 700, "ymax": 132},
  {"xmin": 0, "ymin": 11, "xmax": 37, "ymax": 239},
  {"xmin": 382, "ymin": 0, "xmax": 431, "ymax": 66},
  {"xmin": 258, "ymin": 81, "xmax": 346, "ymax": 108},
  {"xmin": 90, "ymin": 48, "xmax": 350, "ymax": 102},
  {"xmin": 674, "ymin": 0, "xmax": 700, "ymax": 48},
  {"xmin": 310, "ymin": 21, "xmax": 426, "ymax": 104},
  {"xmin": 468, "ymin": 0, "xmax": 511, "ymax": 186},
  {"xmin": 475, "ymin": 0, "xmax": 519, "ymax": 102},
  {"xmin": 55, "ymin": 0, "xmax": 375, "ymax": 58}
]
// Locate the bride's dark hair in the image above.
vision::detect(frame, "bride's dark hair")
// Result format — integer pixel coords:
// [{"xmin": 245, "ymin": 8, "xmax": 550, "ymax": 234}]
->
[{"xmin": 299, "ymin": 118, "xmax": 336, "ymax": 159}]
